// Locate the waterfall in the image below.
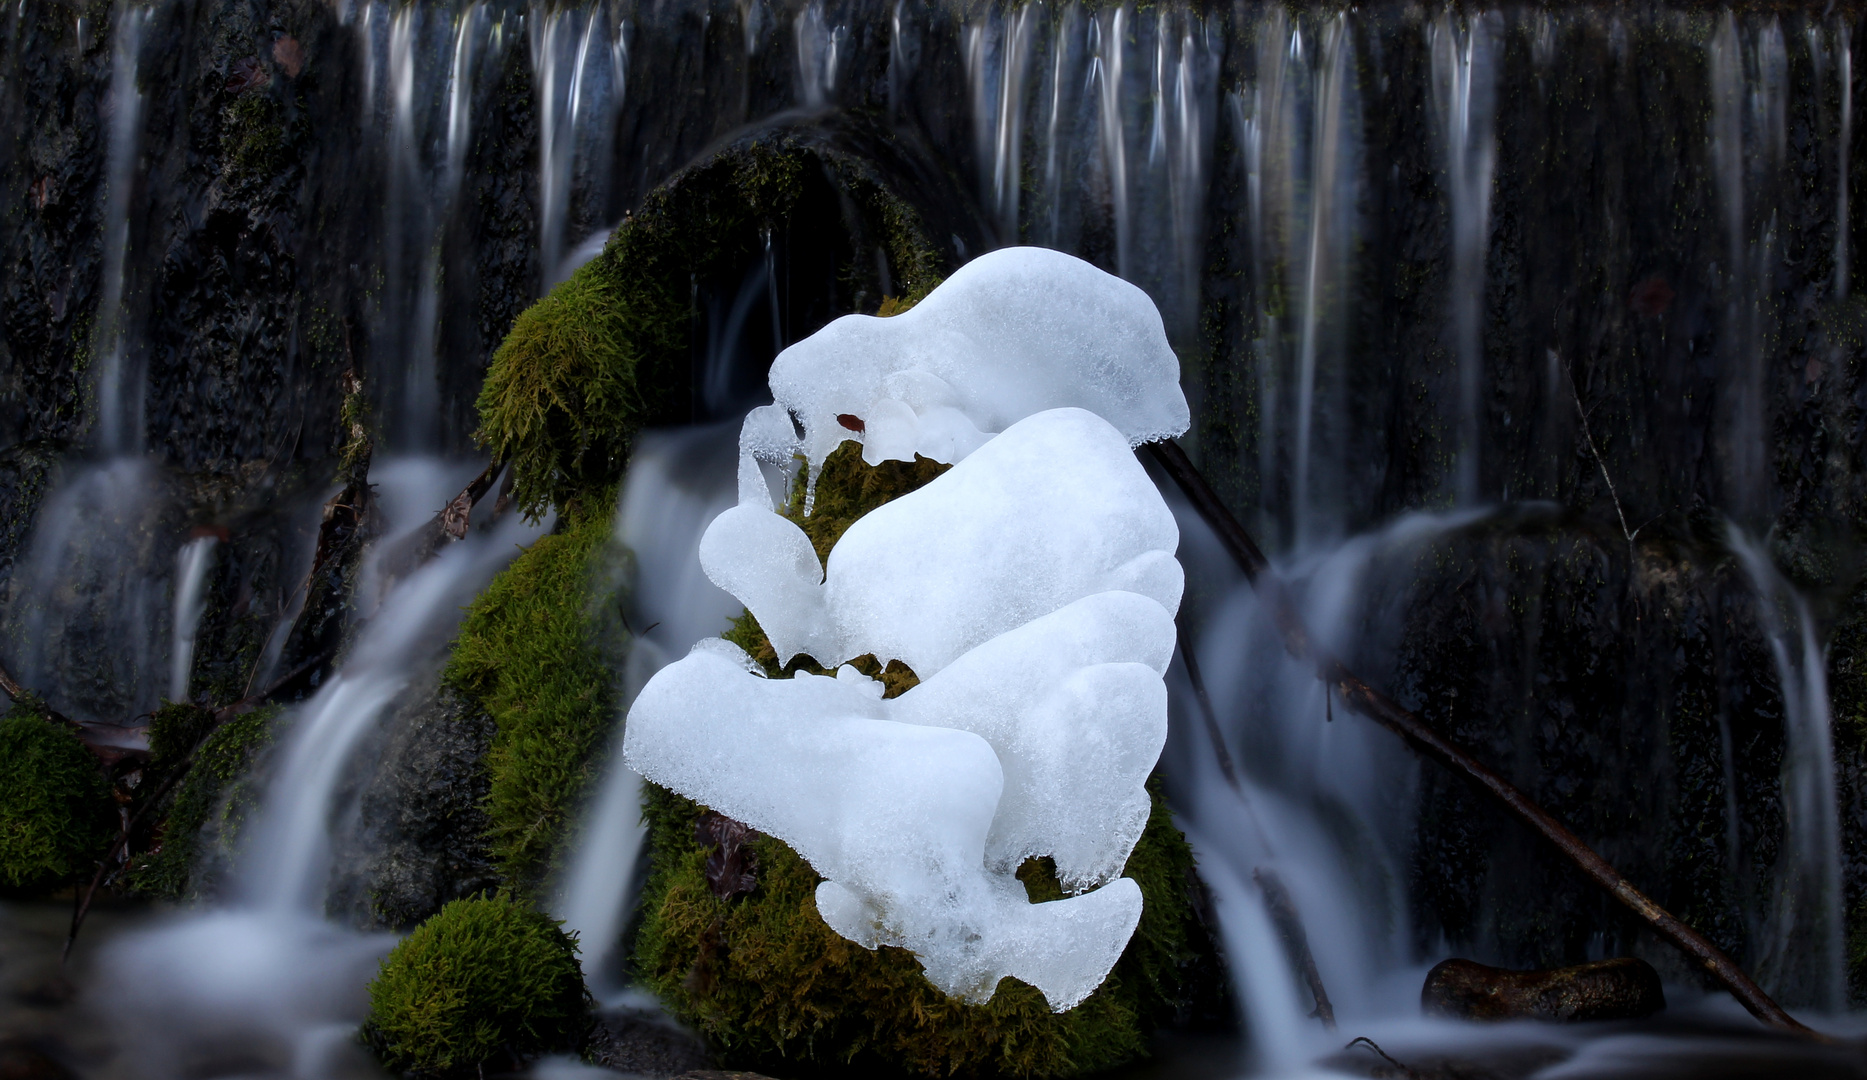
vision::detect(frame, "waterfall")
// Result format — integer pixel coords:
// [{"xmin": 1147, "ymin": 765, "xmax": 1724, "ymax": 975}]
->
[
  {"xmin": 1430, "ymin": 13, "xmax": 1499, "ymax": 507},
  {"xmin": 1840, "ymin": 24, "xmax": 1853, "ymax": 301},
  {"xmin": 93, "ymin": 5, "xmax": 151, "ymax": 457},
  {"xmin": 168, "ymin": 533, "xmax": 217, "ymax": 703},
  {"xmin": 1709, "ymin": 14, "xmax": 1788, "ymax": 526},
  {"xmin": 533, "ymin": 4, "xmax": 627, "ymax": 291},
  {"xmin": 964, "ymin": 6, "xmax": 1035, "ymax": 244},
  {"xmin": 1093, "ymin": 8, "xmax": 1130, "ymax": 280},
  {"xmin": 555, "ymin": 421, "xmax": 742, "ymax": 999},
  {"xmin": 98, "ymin": 508, "xmax": 547, "ymax": 1077},
  {"xmin": 368, "ymin": 3, "xmax": 500, "ymax": 451},
  {"xmin": 1728, "ymin": 527, "xmax": 1845, "ymax": 1012},
  {"xmin": 794, "ymin": 1, "xmax": 844, "ymax": 109}
]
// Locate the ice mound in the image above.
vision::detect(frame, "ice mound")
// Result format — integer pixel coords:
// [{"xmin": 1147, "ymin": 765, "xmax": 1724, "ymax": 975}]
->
[
  {"xmin": 702, "ymin": 407, "xmax": 1182, "ymax": 673},
  {"xmin": 626, "ymin": 249, "xmax": 1186, "ymax": 1011},
  {"xmin": 762, "ymin": 247, "xmax": 1190, "ymax": 470}
]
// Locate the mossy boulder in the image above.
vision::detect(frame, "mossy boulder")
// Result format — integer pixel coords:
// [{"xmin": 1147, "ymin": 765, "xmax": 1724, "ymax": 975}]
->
[
  {"xmin": 475, "ymin": 126, "xmax": 949, "ymax": 519},
  {"xmin": 633, "ymin": 442, "xmax": 1224, "ymax": 1078},
  {"xmin": 124, "ymin": 703, "xmax": 282, "ymax": 899},
  {"xmin": 444, "ymin": 493, "xmax": 626, "ymax": 891},
  {"xmin": 0, "ymin": 705, "xmax": 111, "ymax": 893},
  {"xmin": 364, "ymin": 891, "xmax": 590, "ymax": 1077}
]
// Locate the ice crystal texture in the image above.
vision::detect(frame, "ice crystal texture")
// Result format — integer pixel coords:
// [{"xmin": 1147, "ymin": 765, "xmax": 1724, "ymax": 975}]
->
[{"xmin": 624, "ymin": 249, "xmax": 1189, "ymax": 1012}]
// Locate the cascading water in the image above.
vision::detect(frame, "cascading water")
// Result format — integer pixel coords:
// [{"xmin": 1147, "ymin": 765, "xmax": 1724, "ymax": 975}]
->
[
  {"xmin": 1430, "ymin": 13, "xmax": 1498, "ymax": 508},
  {"xmin": 92, "ymin": 4, "xmax": 151, "ymax": 459},
  {"xmin": 168, "ymin": 533, "xmax": 217, "ymax": 703},
  {"xmin": 1728, "ymin": 528, "xmax": 1846, "ymax": 1013},
  {"xmin": 98, "ymin": 508, "xmax": 546, "ymax": 1078},
  {"xmin": 533, "ymin": 4, "xmax": 627, "ymax": 290}
]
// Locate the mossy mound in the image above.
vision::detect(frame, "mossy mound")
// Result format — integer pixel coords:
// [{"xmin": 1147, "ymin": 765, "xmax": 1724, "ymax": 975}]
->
[
  {"xmin": 444, "ymin": 494, "xmax": 625, "ymax": 890},
  {"xmin": 634, "ymin": 439, "xmax": 1223, "ymax": 1077},
  {"xmin": 0, "ymin": 705, "xmax": 112, "ymax": 893},
  {"xmin": 125, "ymin": 703, "xmax": 283, "ymax": 899},
  {"xmin": 475, "ymin": 128, "xmax": 948, "ymax": 519},
  {"xmin": 364, "ymin": 891, "xmax": 589, "ymax": 1077}
]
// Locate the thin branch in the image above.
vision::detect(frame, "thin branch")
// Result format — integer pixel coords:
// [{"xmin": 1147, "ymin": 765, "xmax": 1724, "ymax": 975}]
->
[
  {"xmin": 1564, "ymin": 354, "xmax": 1640, "ymax": 544},
  {"xmin": 1144, "ymin": 438, "xmax": 1815, "ymax": 1037}
]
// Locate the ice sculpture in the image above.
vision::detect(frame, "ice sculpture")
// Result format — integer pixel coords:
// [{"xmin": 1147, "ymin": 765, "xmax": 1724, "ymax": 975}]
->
[{"xmin": 624, "ymin": 248, "xmax": 1189, "ymax": 1012}]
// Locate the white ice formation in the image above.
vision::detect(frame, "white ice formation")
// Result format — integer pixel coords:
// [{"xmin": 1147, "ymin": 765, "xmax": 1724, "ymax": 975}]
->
[
  {"xmin": 624, "ymin": 247, "xmax": 1189, "ymax": 1013},
  {"xmin": 763, "ymin": 245, "xmax": 1190, "ymax": 472}
]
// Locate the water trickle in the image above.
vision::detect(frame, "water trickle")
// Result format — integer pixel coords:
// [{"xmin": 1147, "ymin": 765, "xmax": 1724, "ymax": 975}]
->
[
  {"xmin": 534, "ymin": 4, "xmax": 627, "ymax": 291},
  {"xmin": 556, "ymin": 421, "xmax": 740, "ymax": 999},
  {"xmin": 794, "ymin": 1, "xmax": 844, "ymax": 108},
  {"xmin": 1430, "ymin": 12, "xmax": 1498, "ymax": 507},
  {"xmin": 1709, "ymin": 14, "xmax": 1789, "ymax": 526},
  {"xmin": 1093, "ymin": 7, "xmax": 1130, "ymax": 280},
  {"xmin": 93, "ymin": 5, "xmax": 151, "ymax": 457},
  {"xmin": 1728, "ymin": 527, "xmax": 1845, "ymax": 1011},
  {"xmin": 168, "ymin": 533, "xmax": 217, "ymax": 703},
  {"xmin": 964, "ymin": 6, "xmax": 1036, "ymax": 244},
  {"xmin": 1840, "ymin": 24, "xmax": 1853, "ymax": 301}
]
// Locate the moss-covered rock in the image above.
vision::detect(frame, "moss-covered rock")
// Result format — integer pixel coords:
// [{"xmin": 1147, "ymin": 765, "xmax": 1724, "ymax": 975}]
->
[
  {"xmin": 634, "ymin": 439, "xmax": 1223, "ymax": 1078},
  {"xmin": 475, "ymin": 130, "xmax": 948, "ymax": 519},
  {"xmin": 0, "ymin": 704, "xmax": 111, "ymax": 893},
  {"xmin": 444, "ymin": 494, "xmax": 625, "ymax": 891},
  {"xmin": 123, "ymin": 704, "xmax": 282, "ymax": 900},
  {"xmin": 363, "ymin": 891, "xmax": 589, "ymax": 1077}
]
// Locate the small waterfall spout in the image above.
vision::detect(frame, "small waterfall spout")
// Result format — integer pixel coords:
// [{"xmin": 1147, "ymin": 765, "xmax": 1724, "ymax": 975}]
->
[
  {"xmin": 168, "ymin": 533, "xmax": 218, "ymax": 703},
  {"xmin": 556, "ymin": 421, "xmax": 741, "ymax": 997},
  {"xmin": 1728, "ymin": 527, "xmax": 1845, "ymax": 1011},
  {"xmin": 533, "ymin": 4, "xmax": 628, "ymax": 291},
  {"xmin": 1430, "ymin": 13, "xmax": 1498, "ymax": 507},
  {"xmin": 93, "ymin": 5, "xmax": 152, "ymax": 456}
]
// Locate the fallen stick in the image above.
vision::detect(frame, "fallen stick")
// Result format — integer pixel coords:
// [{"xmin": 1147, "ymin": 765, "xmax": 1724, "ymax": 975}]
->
[
  {"xmin": 1144, "ymin": 439, "xmax": 1814, "ymax": 1036},
  {"xmin": 1176, "ymin": 627, "xmax": 1335, "ymax": 1028}
]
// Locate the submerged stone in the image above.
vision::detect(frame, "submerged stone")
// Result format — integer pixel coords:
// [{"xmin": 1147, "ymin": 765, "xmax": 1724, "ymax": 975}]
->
[{"xmin": 1420, "ymin": 957, "xmax": 1665, "ymax": 1022}]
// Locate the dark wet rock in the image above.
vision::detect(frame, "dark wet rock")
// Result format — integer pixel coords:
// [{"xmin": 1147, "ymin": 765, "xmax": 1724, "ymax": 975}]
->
[
  {"xmin": 1421, "ymin": 957, "xmax": 1665, "ymax": 1023},
  {"xmin": 585, "ymin": 1008, "xmax": 713, "ymax": 1078},
  {"xmin": 333, "ymin": 682, "xmax": 500, "ymax": 930},
  {"xmin": 0, "ymin": 1037, "xmax": 76, "ymax": 1080}
]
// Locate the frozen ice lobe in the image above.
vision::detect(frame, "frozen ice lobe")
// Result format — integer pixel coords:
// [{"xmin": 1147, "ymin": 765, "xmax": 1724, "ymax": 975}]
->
[
  {"xmin": 700, "ymin": 407, "xmax": 1182, "ymax": 674},
  {"xmin": 624, "ymin": 645, "xmax": 1143, "ymax": 1010},
  {"xmin": 765, "ymin": 247, "xmax": 1190, "ymax": 470},
  {"xmin": 625, "ymin": 248, "xmax": 1189, "ymax": 1012}
]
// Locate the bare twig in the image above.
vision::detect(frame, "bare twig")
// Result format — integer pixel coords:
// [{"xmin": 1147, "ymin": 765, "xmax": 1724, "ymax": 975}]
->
[
  {"xmin": 1256, "ymin": 867, "xmax": 1337, "ymax": 1029},
  {"xmin": 1563, "ymin": 352, "xmax": 1642, "ymax": 545},
  {"xmin": 1145, "ymin": 438, "xmax": 1814, "ymax": 1036},
  {"xmin": 1345, "ymin": 1036, "xmax": 1421, "ymax": 1080}
]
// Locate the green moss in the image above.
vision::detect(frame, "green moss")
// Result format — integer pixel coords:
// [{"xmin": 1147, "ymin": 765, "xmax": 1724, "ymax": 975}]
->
[
  {"xmin": 124, "ymin": 705, "xmax": 283, "ymax": 900},
  {"xmin": 445, "ymin": 494, "xmax": 625, "ymax": 890},
  {"xmin": 0, "ymin": 705, "xmax": 112, "ymax": 893},
  {"xmin": 634, "ymin": 778, "xmax": 1209, "ymax": 1078},
  {"xmin": 364, "ymin": 891, "xmax": 589, "ymax": 1077},
  {"xmin": 476, "ymin": 134, "xmax": 946, "ymax": 519},
  {"xmin": 634, "ymin": 446, "xmax": 1221, "ymax": 1077},
  {"xmin": 223, "ymin": 92, "xmax": 286, "ymax": 178}
]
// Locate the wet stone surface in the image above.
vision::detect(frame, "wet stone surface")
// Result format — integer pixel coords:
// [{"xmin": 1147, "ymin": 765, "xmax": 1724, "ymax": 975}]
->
[{"xmin": 1422, "ymin": 957, "xmax": 1666, "ymax": 1023}]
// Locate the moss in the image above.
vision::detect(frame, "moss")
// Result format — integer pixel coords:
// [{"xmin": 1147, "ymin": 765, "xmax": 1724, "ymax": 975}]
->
[
  {"xmin": 444, "ymin": 494, "xmax": 625, "ymax": 890},
  {"xmin": 476, "ymin": 134, "xmax": 946, "ymax": 519},
  {"xmin": 634, "ymin": 445, "xmax": 1222, "ymax": 1077},
  {"xmin": 0, "ymin": 704, "xmax": 112, "ymax": 894},
  {"xmin": 124, "ymin": 705, "xmax": 283, "ymax": 900},
  {"xmin": 364, "ymin": 891, "xmax": 589, "ymax": 1077},
  {"xmin": 223, "ymin": 91, "xmax": 286, "ymax": 178}
]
